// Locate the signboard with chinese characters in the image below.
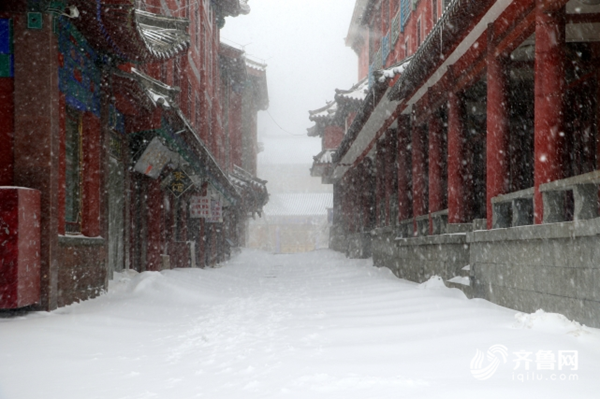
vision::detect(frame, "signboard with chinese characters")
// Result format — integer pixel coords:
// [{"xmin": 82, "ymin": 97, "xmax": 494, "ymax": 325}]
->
[
  {"xmin": 168, "ymin": 168, "xmax": 192, "ymax": 198},
  {"xmin": 133, "ymin": 137, "xmax": 173, "ymax": 179},
  {"xmin": 189, "ymin": 196, "xmax": 211, "ymax": 218},
  {"xmin": 207, "ymin": 199, "xmax": 223, "ymax": 223}
]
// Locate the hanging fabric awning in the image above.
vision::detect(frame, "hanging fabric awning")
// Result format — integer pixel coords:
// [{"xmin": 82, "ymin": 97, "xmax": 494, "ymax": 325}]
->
[{"xmin": 73, "ymin": 1, "xmax": 190, "ymax": 63}]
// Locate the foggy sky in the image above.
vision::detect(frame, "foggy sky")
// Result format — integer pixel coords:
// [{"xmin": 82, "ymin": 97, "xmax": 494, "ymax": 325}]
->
[{"xmin": 222, "ymin": 0, "xmax": 358, "ymax": 165}]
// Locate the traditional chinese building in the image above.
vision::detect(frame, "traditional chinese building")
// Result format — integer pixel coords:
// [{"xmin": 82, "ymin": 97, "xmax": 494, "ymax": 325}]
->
[
  {"xmin": 309, "ymin": 0, "xmax": 600, "ymax": 327},
  {"xmin": 0, "ymin": 0, "xmax": 268, "ymax": 311}
]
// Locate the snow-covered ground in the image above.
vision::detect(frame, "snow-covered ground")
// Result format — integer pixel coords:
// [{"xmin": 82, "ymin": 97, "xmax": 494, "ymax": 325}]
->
[{"xmin": 1, "ymin": 249, "xmax": 599, "ymax": 399}]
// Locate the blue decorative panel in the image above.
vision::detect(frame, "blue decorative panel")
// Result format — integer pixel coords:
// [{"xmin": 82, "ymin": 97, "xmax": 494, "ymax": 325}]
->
[
  {"xmin": 57, "ymin": 19, "xmax": 101, "ymax": 116},
  {"xmin": 0, "ymin": 19, "xmax": 12, "ymax": 54},
  {"xmin": 382, "ymin": 34, "xmax": 390, "ymax": 66},
  {"xmin": 401, "ymin": 0, "xmax": 411, "ymax": 32},
  {"xmin": 0, "ymin": 19, "xmax": 13, "ymax": 78}
]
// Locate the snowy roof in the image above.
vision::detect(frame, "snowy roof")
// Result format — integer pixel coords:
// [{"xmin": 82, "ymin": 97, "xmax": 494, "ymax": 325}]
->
[
  {"xmin": 263, "ymin": 193, "xmax": 333, "ymax": 217},
  {"xmin": 131, "ymin": 68, "xmax": 180, "ymax": 109},
  {"xmin": 389, "ymin": 0, "xmax": 491, "ymax": 101},
  {"xmin": 335, "ymin": 78, "xmax": 369, "ymax": 102},
  {"xmin": 229, "ymin": 165, "xmax": 269, "ymax": 214},
  {"xmin": 72, "ymin": 2, "xmax": 190, "ymax": 63},
  {"xmin": 308, "ymin": 101, "xmax": 338, "ymax": 122},
  {"xmin": 377, "ymin": 59, "xmax": 412, "ymax": 83},
  {"xmin": 245, "ymin": 56, "xmax": 267, "ymax": 72},
  {"xmin": 135, "ymin": 10, "xmax": 192, "ymax": 60}
]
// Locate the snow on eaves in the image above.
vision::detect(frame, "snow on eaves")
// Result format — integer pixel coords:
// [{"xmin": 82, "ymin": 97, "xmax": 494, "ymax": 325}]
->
[
  {"xmin": 335, "ymin": 78, "xmax": 369, "ymax": 102},
  {"xmin": 308, "ymin": 101, "xmax": 337, "ymax": 122},
  {"xmin": 377, "ymin": 57, "xmax": 412, "ymax": 83},
  {"xmin": 131, "ymin": 68, "xmax": 180, "ymax": 109},
  {"xmin": 135, "ymin": 10, "xmax": 191, "ymax": 61}
]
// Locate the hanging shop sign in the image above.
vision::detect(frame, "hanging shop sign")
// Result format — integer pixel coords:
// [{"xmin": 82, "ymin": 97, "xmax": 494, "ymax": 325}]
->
[
  {"xmin": 207, "ymin": 199, "xmax": 223, "ymax": 224},
  {"xmin": 133, "ymin": 136, "xmax": 174, "ymax": 179},
  {"xmin": 167, "ymin": 168, "xmax": 193, "ymax": 197},
  {"xmin": 189, "ymin": 196, "xmax": 222, "ymax": 223},
  {"xmin": 190, "ymin": 196, "xmax": 211, "ymax": 219}
]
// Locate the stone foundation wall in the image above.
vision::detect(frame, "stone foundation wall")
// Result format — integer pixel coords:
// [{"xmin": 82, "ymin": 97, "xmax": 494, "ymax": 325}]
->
[
  {"xmin": 57, "ymin": 236, "xmax": 107, "ymax": 307},
  {"xmin": 469, "ymin": 220, "xmax": 600, "ymax": 328},
  {"xmin": 346, "ymin": 232, "xmax": 372, "ymax": 259},
  {"xmin": 372, "ymin": 228, "xmax": 397, "ymax": 268},
  {"xmin": 341, "ymin": 218, "xmax": 600, "ymax": 327},
  {"xmin": 394, "ymin": 234, "xmax": 470, "ymax": 283}
]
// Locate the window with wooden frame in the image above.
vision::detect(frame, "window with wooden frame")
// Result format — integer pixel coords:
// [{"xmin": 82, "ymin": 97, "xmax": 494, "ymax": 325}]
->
[
  {"xmin": 405, "ymin": 37, "xmax": 410, "ymax": 57},
  {"xmin": 65, "ymin": 106, "xmax": 83, "ymax": 234}
]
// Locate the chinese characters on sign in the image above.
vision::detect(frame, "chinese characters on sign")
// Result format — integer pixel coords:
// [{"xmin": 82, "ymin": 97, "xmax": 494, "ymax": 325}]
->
[
  {"xmin": 189, "ymin": 196, "xmax": 222, "ymax": 223},
  {"xmin": 168, "ymin": 169, "xmax": 192, "ymax": 197},
  {"xmin": 207, "ymin": 199, "xmax": 223, "ymax": 223},
  {"xmin": 190, "ymin": 196, "xmax": 211, "ymax": 218}
]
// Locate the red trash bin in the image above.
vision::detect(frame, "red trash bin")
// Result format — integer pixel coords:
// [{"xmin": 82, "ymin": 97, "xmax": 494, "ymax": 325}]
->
[{"xmin": 0, "ymin": 187, "xmax": 41, "ymax": 309}]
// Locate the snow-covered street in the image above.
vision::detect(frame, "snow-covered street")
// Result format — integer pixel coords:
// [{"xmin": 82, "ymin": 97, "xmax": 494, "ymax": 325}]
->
[{"xmin": 1, "ymin": 249, "xmax": 599, "ymax": 399}]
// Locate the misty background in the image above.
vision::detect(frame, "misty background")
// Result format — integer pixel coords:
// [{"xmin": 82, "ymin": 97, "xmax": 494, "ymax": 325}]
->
[{"xmin": 222, "ymin": 0, "xmax": 357, "ymax": 192}]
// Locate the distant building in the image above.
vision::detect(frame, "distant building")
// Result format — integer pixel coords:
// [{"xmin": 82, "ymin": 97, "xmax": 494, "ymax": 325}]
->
[{"xmin": 249, "ymin": 193, "xmax": 333, "ymax": 253}]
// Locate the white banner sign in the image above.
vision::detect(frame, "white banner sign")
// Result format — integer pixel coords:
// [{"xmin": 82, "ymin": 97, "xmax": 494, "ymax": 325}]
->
[{"xmin": 189, "ymin": 196, "xmax": 211, "ymax": 219}]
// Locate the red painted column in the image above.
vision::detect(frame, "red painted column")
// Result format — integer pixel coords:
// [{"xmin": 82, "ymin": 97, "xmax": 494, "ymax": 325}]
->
[
  {"xmin": 486, "ymin": 41, "xmax": 510, "ymax": 229},
  {"xmin": 397, "ymin": 115, "xmax": 412, "ymax": 222},
  {"xmin": 412, "ymin": 124, "xmax": 427, "ymax": 218},
  {"xmin": 534, "ymin": 3, "xmax": 566, "ymax": 224},
  {"xmin": 448, "ymin": 90, "xmax": 467, "ymax": 223},
  {"xmin": 428, "ymin": 112, "xmax": 444, "ymax": 214}
]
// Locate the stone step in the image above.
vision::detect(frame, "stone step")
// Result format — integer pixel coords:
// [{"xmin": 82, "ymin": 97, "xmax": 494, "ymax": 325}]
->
[
  {"xmin": 459, "ymin": 265, "xmax": 471, "ymax": 278},
  {"xmin": 445, "ymin": 277, "xmax": 474, "ymax": 299}
]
